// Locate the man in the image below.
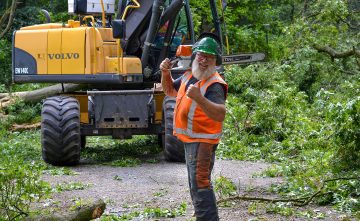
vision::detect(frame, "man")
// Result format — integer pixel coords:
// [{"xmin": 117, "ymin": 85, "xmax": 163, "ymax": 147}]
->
[{"xmin": 160, "ymin": 35, "xmax": 227, "ymax": 221}]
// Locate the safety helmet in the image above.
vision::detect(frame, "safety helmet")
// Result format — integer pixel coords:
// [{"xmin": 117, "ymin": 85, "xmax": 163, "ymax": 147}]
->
[{"xmin": 192, "ymin": 36, "xmax": 222, "ymax": 65}]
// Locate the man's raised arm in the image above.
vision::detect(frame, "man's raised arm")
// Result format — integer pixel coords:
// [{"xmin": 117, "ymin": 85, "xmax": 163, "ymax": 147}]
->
[{"xmin": 160, "ymin": 58, "xmax": 177, "ymax": 97}]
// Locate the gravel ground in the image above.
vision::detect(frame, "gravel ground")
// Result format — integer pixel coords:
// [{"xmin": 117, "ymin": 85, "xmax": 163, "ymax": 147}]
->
[{"xmin": 40, "ymin": 156, "xmax": 350, "ymax": 221}]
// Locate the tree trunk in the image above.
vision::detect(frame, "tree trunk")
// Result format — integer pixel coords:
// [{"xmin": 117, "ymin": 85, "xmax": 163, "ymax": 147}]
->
[
  {"xmin": 0, "ymin": 83, "xmax": 85, "ymax": 108},
  {"xmin": 0, "ymin": 0, "xmax": 17, "ymax": 39}
]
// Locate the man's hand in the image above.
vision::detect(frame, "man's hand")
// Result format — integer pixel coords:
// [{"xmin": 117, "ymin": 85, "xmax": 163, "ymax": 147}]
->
[
  {"xmin": 186, "ymin": 83, "xmax": 226, "ymax": 122},
  {"xmin": 160, "ymin": 58, "xmax": 172, "ymax": 72},
  {"xmin": 186, "ymin": 84, "xmax": 202, "ymax": 102}
]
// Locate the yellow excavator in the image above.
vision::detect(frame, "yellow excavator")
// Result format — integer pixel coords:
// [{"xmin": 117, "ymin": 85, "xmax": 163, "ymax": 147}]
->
[{"xmin": 12, "ymin": 0, "xmax": 265, "ymax": 165}]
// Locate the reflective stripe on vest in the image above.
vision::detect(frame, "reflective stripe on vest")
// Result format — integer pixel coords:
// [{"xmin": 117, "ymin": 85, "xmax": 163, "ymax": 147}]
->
[{"xmin": 174, "ymin": 128, "xmax": 222, "ymax": 139}]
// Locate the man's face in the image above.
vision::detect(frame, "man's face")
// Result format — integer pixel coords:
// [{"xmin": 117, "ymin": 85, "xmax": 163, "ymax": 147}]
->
[
  {"xmin": 192, "ymin": 52, "xmax": 216, "ymax": 80},
  {"xmin": 195, "ymin": 52, "xmax": 216, "ymax": 71}
]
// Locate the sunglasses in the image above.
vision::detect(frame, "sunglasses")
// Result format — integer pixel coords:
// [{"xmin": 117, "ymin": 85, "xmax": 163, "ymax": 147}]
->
[{"xmin": 196, "ymin": 52, "xmax": 216, "ymax": 62}]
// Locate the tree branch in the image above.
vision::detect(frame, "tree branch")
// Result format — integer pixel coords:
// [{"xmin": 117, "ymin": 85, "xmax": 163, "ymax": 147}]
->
[
  {"xmin": 227, "ymin": 109, "xmax": 241, "ymax": 134},
  {"xmin": 10, "ymin": 122, "xmax": 41, "ymax": 131},
  {"xmin": 301, "ymin": 0, "xmax": 309, "ymax": 17},
  {"xmin": 0, "ymin": 8, "xmax": 10, "ymax": 27},
  {"xmin": 218, "ymin": 195, "xmax": 306, "ymax": 204},
  {"xmin": 337, "ymin": 16, "xmax": 360, "ymax": 30},
  {"xmin": 295, "ymin": 177, "xmax": 360, "ymax": 206},
  {"xmin": 0, "ymin": 0, "xmax": 17, "ymax": 39},
  {"xmin": 313, "ymin": 45, "xmax": 360, "ymax": 63},
  {"xmin": 218, "ymin": 177, "xmax": 360, "ymax": 207},
  {"xmin": 0, "ymin": 83, "xmax": 85, "ymax": 109}
]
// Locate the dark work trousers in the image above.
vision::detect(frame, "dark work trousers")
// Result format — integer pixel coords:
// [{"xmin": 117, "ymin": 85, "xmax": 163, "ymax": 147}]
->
[{"xmin": 184, "ymin": 142, "xmax": 219, "ymax": 221}]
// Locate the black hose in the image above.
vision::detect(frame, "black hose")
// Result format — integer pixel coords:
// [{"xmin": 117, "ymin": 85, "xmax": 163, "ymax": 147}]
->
[
  {"xmin": 41, "ymin": 9, "xmax": 51, "ymax": 23},
  {"xmin": 159, "ymin": 0, "xmax": 183, "ymax": 27}
]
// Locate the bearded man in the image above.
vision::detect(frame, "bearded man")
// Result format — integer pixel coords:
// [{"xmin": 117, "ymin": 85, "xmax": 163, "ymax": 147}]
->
[{"xmin": 160, "ymin": 35, "xmax": 227, "ymax": 221}]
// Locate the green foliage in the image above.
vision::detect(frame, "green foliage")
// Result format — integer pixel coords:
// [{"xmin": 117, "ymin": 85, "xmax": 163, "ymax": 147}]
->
[
  {"xmin": 0, "ymin": 129, "xmax": 49, "ymax": 220},
  {"xmin": 330, "ymin": 97, "xmax": 360, "ymax": 171},
  {"xmin": 0, "ymin": 0, "xmax": 358, "ymax": 218},
  {"xmin": 219, "ymin": 0, "xmax": 359, "ymax": 208},
  {"xmin": 266, "ymin": 202, "xmax": 294, "ymax": 217},
  {"xmin": 221, "ymin": 60, "xmax": 360, "ymax": 213},
  {"xmin": 43, "ymin": 166, "xmax": 79, "ymax": 176},
  {"xmin": 82, "ymin": 135, "xmax": 161, "ymax": 164},
  {"xmin": 0, "ymin": 160, "xmax": 49, "ymax": 220},
  {"xmin": 53, "ymin": 182, "xmax": 93, "ymax": 193},
  {"xmin": 0, "ymin": 39, "xmax": 12, "ymax": 87},
  {"xmin": 1, "ymin": 99, "xmax": 42, "ymax": 127},
  {"xmin": 113, "ymin": 175, "xmax": 123, "ymax": 181},
  {"xmin": 100, "ymin": 202, "xmax": 187, "ymax": 220},
  {"xmin": 141, "ymin": 202, "xmax": 187, "ymax": 218},
  {"xmin": 105, "ymin": 157, "xmax": 141, "ymax": 167},
  {"xmin": 214, "ymin": 176, "xmax": 237, "ymax": 199},
  {"xmin": 153, "ymin": 188, "xmax": 168, "ymax": 197}
]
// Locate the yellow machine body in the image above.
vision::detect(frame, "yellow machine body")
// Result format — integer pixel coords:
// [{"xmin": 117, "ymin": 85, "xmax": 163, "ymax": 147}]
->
[{"xmin": 13, "ymin": 22, "xmax": 142, "ymax": 79}]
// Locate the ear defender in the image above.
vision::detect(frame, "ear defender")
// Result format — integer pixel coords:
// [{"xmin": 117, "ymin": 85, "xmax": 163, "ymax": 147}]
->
[{"xmin": 215, "ymin": 53, "xmax": 222, "ymax": 66}]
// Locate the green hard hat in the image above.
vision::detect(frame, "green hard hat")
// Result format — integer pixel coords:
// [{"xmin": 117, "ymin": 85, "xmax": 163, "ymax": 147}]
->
[{"xmin": 192, "ymin": 36, "xmax": 222, "ymax": 65}]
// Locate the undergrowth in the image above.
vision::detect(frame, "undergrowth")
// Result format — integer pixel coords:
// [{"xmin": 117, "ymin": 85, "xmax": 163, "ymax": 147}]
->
[
  {"xmin": 100, "ymin": 202, "xmax": 187, "ymax": 220},
  {"xmin": 0, "ymin": 101, "xmax": 163, "ymax": 220},
  {"xmin": 218, "ymin": 63, "xmax": 360, "ymax": 218}
]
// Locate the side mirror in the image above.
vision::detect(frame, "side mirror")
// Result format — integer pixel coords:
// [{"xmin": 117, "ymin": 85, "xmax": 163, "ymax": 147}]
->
[{"xmin": 112, "ymin": 20, "xmax": 126, "ymax": 39}]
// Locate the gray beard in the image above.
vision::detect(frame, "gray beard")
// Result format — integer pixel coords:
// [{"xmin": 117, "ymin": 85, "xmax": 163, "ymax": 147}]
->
[{"xmin": 191, "ymin": 59, "xmax": 215, "ymax": 80}]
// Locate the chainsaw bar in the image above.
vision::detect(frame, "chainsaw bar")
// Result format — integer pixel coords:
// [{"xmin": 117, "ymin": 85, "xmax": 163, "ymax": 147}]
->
[{"xmin": 222, "ymin": 53, "xmax": 265, "ymax": 65}]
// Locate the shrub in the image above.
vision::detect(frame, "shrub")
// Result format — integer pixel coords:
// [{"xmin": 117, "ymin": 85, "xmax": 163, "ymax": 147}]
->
[
  {"xmin": 330, "ymin": 97, "xmax": 360, "ymax": 171},
  {"xmin": 0, "ymin": 129, "xmax": 49, "ymax": 220}
]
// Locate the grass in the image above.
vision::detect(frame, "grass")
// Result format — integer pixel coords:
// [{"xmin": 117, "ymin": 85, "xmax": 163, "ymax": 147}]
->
[
  {"xmin": 43, "ymin": 166, "xmax": 79, "ymax": 176},
  {"xmin": 82, "ymin": 135, "xmax": 162, "ymax": 166},
  {"xmin": 53, "ymin": 181, "xmax": 93, "ymax": 192},
  {"xmin": 100, "ymin": 202, "xmax": 188, "ymax": 220}
]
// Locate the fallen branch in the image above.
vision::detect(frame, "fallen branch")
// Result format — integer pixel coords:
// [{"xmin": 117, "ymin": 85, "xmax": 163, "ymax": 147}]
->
[
  {"xmin": 10, "ymin": 122, "xmax": 41, "ymax": 131},
  {"xmin": 26, "ymin": 198, "xmax": 106, "ymax": 221},
  {"xmin": 217, "ymin": 195, "xmax": 306, "ymax": 204},
  {"xmin": 295, "ymin": 177, "xmax": 360, "ymax": 206},
  {"xmin": 0, "ymin": 83, "xmax": 85, "ymax": 108},
  {"xmin": 218, "ymin": 177, "xmax": 360, "ymax": 207}
]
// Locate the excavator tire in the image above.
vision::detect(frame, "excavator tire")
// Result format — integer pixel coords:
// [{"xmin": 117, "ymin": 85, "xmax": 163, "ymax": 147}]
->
[
  {"xmin": 41, "ymin": 96, "xmax": 81, "ymax": 166},
  {"xmin": 162, "ymin": 96, "xmax": 185, "ymax": 162}
]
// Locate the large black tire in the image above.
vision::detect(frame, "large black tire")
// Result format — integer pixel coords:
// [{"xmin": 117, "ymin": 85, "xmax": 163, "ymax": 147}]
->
[
  {"xmin": 162, "ymin": 96, "xmax": 185, "ymax": 162},
  {"xmin": 41, "ymin": 96, "xmax": 81, "ymax": 166}
]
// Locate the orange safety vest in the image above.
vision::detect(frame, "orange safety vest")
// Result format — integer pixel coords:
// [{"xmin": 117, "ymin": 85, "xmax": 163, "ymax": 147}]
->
[{"xmin": 173, "ymin": 71, "xmax": 228, "ymax": 144}]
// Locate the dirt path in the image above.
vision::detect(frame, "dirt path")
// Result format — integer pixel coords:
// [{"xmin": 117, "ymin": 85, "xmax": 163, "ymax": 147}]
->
[{"xmin": 41, "ymin": 156, "xmax": 344, "ymax": 220}]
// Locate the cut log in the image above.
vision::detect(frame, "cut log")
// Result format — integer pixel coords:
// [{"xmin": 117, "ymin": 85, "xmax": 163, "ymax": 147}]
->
[
  {"xmin": 26, "ymin": 198, "xmax": 106, "ymax": 221},
  {"xmin": 10, "ymin": 122, "xmax": 41, "ymax": 131},
  {"xmin": 0, "ymin": 83, "xmax": 85, "ymax": 108}
]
